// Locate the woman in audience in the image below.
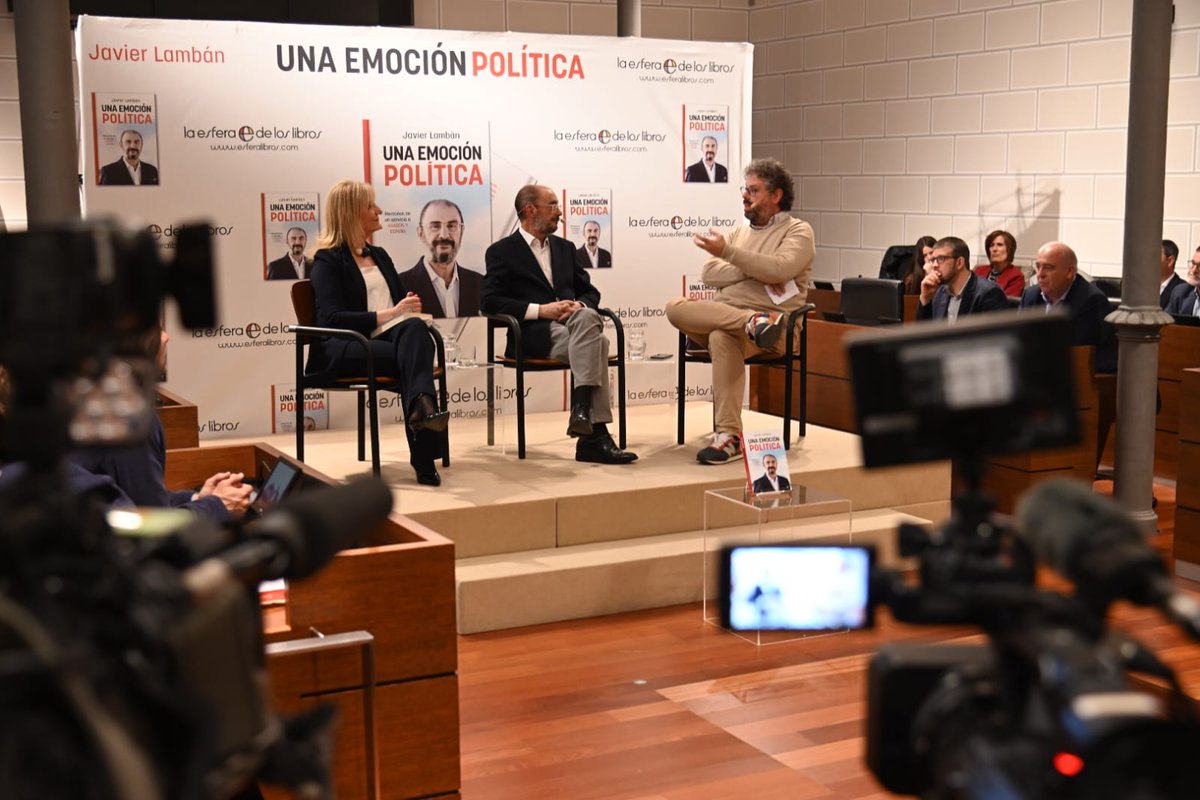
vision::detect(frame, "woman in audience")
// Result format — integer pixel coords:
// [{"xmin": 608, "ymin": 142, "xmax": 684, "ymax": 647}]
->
[
  {"xmin": 308, "ymin": 179, "xmax": 448, "ymax": 486},
  {"xmin": 975, "ymin": 229, "xmax": 1025, "ymax": 297},
  {"xmin": 902, "ymin": 235, "xmax": 937, "ymax": 294}
]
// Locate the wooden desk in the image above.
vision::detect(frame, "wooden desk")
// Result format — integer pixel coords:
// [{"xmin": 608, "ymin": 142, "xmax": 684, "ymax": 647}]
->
[
  {"xmin": 806, "ymin": 287, "xmax": 919, "ymax": 323},
  {"xmin": 156, "ymin": 387, "xmax": 199, "ymax": 450},
  {"xmin": 164, "ymin": 443, "xmax": 459, "ymax": 800},
  {"xmin": 1174, "ymin": 368, "xmax": 1200, "ymax": 573}
]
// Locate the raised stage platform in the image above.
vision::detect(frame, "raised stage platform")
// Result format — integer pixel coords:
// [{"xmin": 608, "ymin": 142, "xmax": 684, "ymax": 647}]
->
[{"xmin": 219, "ymin": 402, "xmax": 951, "ymax": 633}]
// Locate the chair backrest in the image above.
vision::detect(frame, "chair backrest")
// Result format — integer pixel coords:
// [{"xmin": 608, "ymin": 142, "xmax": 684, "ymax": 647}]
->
[
  {"xmin": 841, "ymin": 277, "xmax": 904, "ymax": 326},
  {"xmin": 877, "ymin": 244, "xmax": 914, "ymax": 281},
  {"xmin": 1093, "ymin": 277, "xmax": 1122, "ymax": 298},
  {"xmin": 291, "ymin": 279, "xmax": 317, "ymax": 327}
]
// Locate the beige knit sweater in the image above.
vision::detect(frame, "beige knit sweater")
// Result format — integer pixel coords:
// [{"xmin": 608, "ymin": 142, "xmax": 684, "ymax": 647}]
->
[{"xmin": 700, "ymin": 216, "xmax": 815, "ymax": 316}]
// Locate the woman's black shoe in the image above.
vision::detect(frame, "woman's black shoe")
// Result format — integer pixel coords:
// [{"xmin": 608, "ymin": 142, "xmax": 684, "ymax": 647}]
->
[
  {"xmin": 408, "ymin": 394, "xmax": 449, "ymax": 433},
  {"xmin": 414, "ymin": 461, "xmax": 441, "ymax": 486}
]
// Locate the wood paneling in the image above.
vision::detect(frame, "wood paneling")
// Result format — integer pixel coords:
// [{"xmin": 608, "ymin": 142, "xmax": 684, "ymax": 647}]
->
[{"xmin": 157, "ymin": 387, "xmax": 199, "ymax": 449}]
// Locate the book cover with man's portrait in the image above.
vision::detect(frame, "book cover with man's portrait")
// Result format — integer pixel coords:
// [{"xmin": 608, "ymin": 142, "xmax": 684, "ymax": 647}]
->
[{"xmin": 91, "ymin": 92, "xmax": 160, "ymax": 186}]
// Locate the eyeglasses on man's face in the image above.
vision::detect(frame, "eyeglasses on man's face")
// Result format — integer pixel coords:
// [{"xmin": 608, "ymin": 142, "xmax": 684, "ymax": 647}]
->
[
  {"xmin": 928, "ymin": 254, "xmax": 954, "ymax": 265},
  {"xmin": 740, "ymin": 185, "xmax": 764, "ymax": 197},
  {"xmin": 424, "ymin": 221, "xmax": 461, "ymax": 234}
]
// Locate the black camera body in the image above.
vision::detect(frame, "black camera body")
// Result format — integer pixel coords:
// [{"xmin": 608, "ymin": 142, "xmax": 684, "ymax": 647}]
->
[
  {"xmin": 0, "ymin": 220, "xmax": 390, "ymax": 799},
  {"xmin": 719, "ymin": 314, "xmax": 1200, "ymax": 800}
]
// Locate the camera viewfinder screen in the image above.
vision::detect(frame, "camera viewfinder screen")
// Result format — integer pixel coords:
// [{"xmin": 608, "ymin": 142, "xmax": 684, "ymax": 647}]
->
[{"xmin": 722, "ymin": 545, "xmax": 873, "ymax": 631}]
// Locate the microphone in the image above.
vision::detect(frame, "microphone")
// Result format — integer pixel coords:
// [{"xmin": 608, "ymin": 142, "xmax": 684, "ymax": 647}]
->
[
  {"xmin": 1015, "ymin": 479, "xmax": 1200, "ymax": 640},
  {"xmin": 184, "ymin": 477, "xmax": 392, "ymax": 601}
]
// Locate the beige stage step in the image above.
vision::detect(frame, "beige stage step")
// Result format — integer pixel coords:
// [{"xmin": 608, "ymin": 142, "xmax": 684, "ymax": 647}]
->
[{"xmin": 455, "ymin": 508, "xmax": 926, "ymax": 634}]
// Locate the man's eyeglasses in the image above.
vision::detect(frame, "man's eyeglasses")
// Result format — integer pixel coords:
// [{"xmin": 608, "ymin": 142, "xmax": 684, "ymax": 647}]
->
[
  {"xmin": 424, "ymin": 221, "xmax": 461, "ymax": 234},
  {"xmin": 927, "ymin": 254, "xmax": 954, "ymax": 265},
  {"xmin": 740, "ymin": 185, "xmax": 763, "ymax": 197}
]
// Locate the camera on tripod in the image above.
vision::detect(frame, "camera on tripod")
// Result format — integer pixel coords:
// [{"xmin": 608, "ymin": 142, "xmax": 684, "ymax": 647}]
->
[
  {"xmin": 0, "ymin": 220, "xmax": 393, "ymax": 800},
  {"xmin": 717, "ymin": 312, "xmax": 1200, "ymax": 799}
]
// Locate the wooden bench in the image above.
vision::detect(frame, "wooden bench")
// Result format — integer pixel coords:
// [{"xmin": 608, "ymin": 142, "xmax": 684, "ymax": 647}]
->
[
  {"xmin": 164, "ymin": 443, "xmax": 459, "ymax": 800},
  {"xmin": 156, "ymin": 387, "xmax": 199, "ymax": 450},
  {"xmin": 1174, "ymin": 368, "xmax": 1200, "ymax": 576}
]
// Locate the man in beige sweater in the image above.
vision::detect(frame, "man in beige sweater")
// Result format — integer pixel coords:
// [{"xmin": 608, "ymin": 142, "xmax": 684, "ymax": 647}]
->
[{"xmin": 666, "ymin": 158, "xmax": 815, "ymax": 464}]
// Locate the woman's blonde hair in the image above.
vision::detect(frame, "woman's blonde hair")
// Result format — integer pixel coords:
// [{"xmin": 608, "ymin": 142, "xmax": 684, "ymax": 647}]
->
[{"xmin": 317, "ymin": 179, "xmax": 375, "ymax": 252}]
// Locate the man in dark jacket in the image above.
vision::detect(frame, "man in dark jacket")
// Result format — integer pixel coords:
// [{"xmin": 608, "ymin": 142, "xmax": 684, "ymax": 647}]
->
[{"xmin": 916, "ymin": 236, "xmax": 1008, "ymax": 322}]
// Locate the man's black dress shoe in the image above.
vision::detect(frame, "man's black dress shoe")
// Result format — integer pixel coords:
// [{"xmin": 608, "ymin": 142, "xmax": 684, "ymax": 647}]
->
[
  {"xmin": 567, "ymin": 401, "xmax": 593, "ymax": 437},
  {"xmin": 576, "ymin": 434, "xmax": 638, "ymax": 464},
  {"xmin": 408, "ymin": 394, "xmax": 449, "ymax": 433},
  {"xmin": 414, "ymin": 461, "xmax": 441, "ymax": 486}
]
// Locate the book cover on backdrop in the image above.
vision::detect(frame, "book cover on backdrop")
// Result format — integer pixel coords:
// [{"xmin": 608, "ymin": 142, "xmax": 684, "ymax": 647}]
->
[
  {"xmin": 364, "ymin": 117, "xmax": 490, "ymax": 318},
  {"xmin": 91, "ymin": 92, "xmax": 160, "ymax": 186},
  {"xmin": 681, "ymin": 104, "xmax": 729, "ymax": 184},
  {"xmin": 260, "ymin": 192, "xmax": 320, "ymax": 280},
  {"xmin": 563, "ymin": 189, "xmax": 613, "ymax": 269},
  {"xmin": 742, "ymin": 430, "xmax": 790, "ymax": 496},
  {"xmin": 271, "ymin": 384, "xmax": 329, "ymax": 434},
  {"xmin": 682, "ymin": 274, "xmax": 718, "ymax": 302}
]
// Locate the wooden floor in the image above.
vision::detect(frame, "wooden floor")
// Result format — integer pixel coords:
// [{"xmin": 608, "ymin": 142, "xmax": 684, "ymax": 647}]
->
[{"xmin": 456, "ymin": 482, "xmax": 1200, "ymax": 799}]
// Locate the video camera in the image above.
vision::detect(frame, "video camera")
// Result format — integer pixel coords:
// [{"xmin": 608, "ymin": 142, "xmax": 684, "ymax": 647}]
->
[
  {"xmin": 0, "ymin": 220, "xmax": 392, "ymax": 799},
  {"xmin": 718, "ymin": 313, "xmax": 1200, "ymax": 799}
]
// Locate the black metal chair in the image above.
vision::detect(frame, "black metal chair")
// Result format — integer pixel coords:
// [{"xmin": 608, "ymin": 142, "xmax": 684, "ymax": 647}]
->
[
  {"xmin": 287, "ymin": 279, "xmax": 448, "ymax": 477},
  {"xmin": 484, "ymin": 309, "xmax": 626, "ymax": 459},
  {"xmin": 676, "ymin": 303, "xmax": 815, "ymax": 450},
  {"xmin": 840, "ymin": 277, "xmax": 904, "ymax": 326}
]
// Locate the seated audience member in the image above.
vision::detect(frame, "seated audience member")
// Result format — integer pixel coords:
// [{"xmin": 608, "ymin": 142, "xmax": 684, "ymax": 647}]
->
[
  {"xmin": 665, "ymin": 157, "xmax": 815, "ymax": 464},
  {"xmin": 482, "ymin": 184, "xmax": 637, "ymax": 465},
  {"xmin": 1166, "ymin": 251, "xmax": 1200, "ymax": 317},
  {"xmin": 916, "ymin": 236, "xmax": 1008, "ymax": 322},
  {"xmin": 902, "ymin": 235, "xmax": 937, "ymax": 295},
  {"xmin": 1019, "ymin": 242, "xmax": 1117, "ymax": 373},
  {"xmin": 1159, "ymin": 239, "xmax": 1186, "ymax": 309},
  {"xmin": 975, "ymin": 229, "xmax": 1025, "ymax": 297},
  {"xmin": 70, "ymin": 329, "xmax": 253, "ymax": 520}
]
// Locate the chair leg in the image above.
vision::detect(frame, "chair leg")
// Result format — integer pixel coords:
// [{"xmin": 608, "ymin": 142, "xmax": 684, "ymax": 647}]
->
[
  {"xmin": 487, "ymin": 365, "xmax": 496, "ymax": 447},
  {"xmin": 357, "ymin": 390, "xmax": 367, "ymax": 462},
  {"xmin": 783, "ymin": 361, "xmax": 793, "ymax": 451},
  {"xmin": 516, "ymin": 367, "xmax": 526, "ymax": 459},
  {"xmin": 367, "ymin": 386, "xmax": 381, "ymax": 478},
  {"xmin": 296, "ymin": 397, "xmax": 305, "ymax": 464},
  {"xmin": 799, "ymin": 324, "xmax": 808, "ymax": 439},
  {"xmin": 438, "ymin": 362, "xmax": 450, "ymax": 468},
  {"xmin": 617, "ymin": 356, "xmax": 627, "ymax": 450},
  {"xmin": 677, "ymin": 335, "xmax": 686, "ymax": 445}
]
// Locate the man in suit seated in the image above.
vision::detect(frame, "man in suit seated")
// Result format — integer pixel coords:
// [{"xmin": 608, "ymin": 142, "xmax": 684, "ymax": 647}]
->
[
  {"xmin": 1159, "ymin": 239, "xmax": 1185, "ymax": 309},
  {"xmin": 399, "ymin": 198, "xmax": 484, "ymax": 317},
  {"xmin": 1166, "ymin": 246, "xmax": 1200, "ymax": 317},
  {"xmin": 751, "ymin": 453, "xmax": 790, "ymax": 494},
  {"xmin": 684, "ymin": 136, "xmax": 728, "ymax": 183},
  {"xmin": 266, "ymin": 227, "xmax": 313, "ymax": 280},
  {"xmin": 1019, "ymin": 241, "xmax": 1117, "ymax": 373},
  {"xmin": 916, "ymin": 236, "xmax": 1008, "ymax": 322},
  {"xmin": 98, "ymin": 129, "xmax": 159, "ymax": 186},
  {"xmin": 482, "ymin": 185, "xmax": 637, "ymax": 464},
  {"xmin": 574, "ymin": 220, "xmax": 612, "ymax": 269}
]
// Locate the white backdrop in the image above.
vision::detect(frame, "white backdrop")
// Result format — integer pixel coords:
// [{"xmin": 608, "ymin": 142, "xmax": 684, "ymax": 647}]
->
[{"xmin": 77, "ymin": 16, "xmax": 753, "ymax": 440}]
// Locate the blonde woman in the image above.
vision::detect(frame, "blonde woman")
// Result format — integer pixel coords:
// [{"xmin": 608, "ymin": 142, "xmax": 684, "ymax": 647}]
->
[{"xmin": 308, "ymin": 180, "xmax": 448, "ymax": 486}]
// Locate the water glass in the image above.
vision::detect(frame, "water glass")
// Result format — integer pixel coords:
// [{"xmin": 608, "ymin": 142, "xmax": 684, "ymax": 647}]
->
[
  {"xmin": 444, "ymin": 339, "xmax": 460, "ymax": 367},
  {"xmin": 459, "ymin": 344, "xmax": 477, "ymax": 368},
  {"xmin": 628, "ymin": 331, "xmax": 646, "ymax": 361}
]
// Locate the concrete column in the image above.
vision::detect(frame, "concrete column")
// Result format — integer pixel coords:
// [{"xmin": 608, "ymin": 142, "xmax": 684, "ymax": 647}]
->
[
  {"xmin": 1110, "ymin": 0, "xmax": 1175, "ymax": 533},
  {"xmin": 618, "ymin": 0, "xmax": 642, "ymax": 37},
  {"xmin": 13, "ymin": 0, "xmax": 81, "ymax": 225}
]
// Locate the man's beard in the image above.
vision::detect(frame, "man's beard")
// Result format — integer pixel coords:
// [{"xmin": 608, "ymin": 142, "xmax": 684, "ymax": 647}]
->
[{"xmin": 430, "ymin": 240, "xmax": 455, "ymax": 264}]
